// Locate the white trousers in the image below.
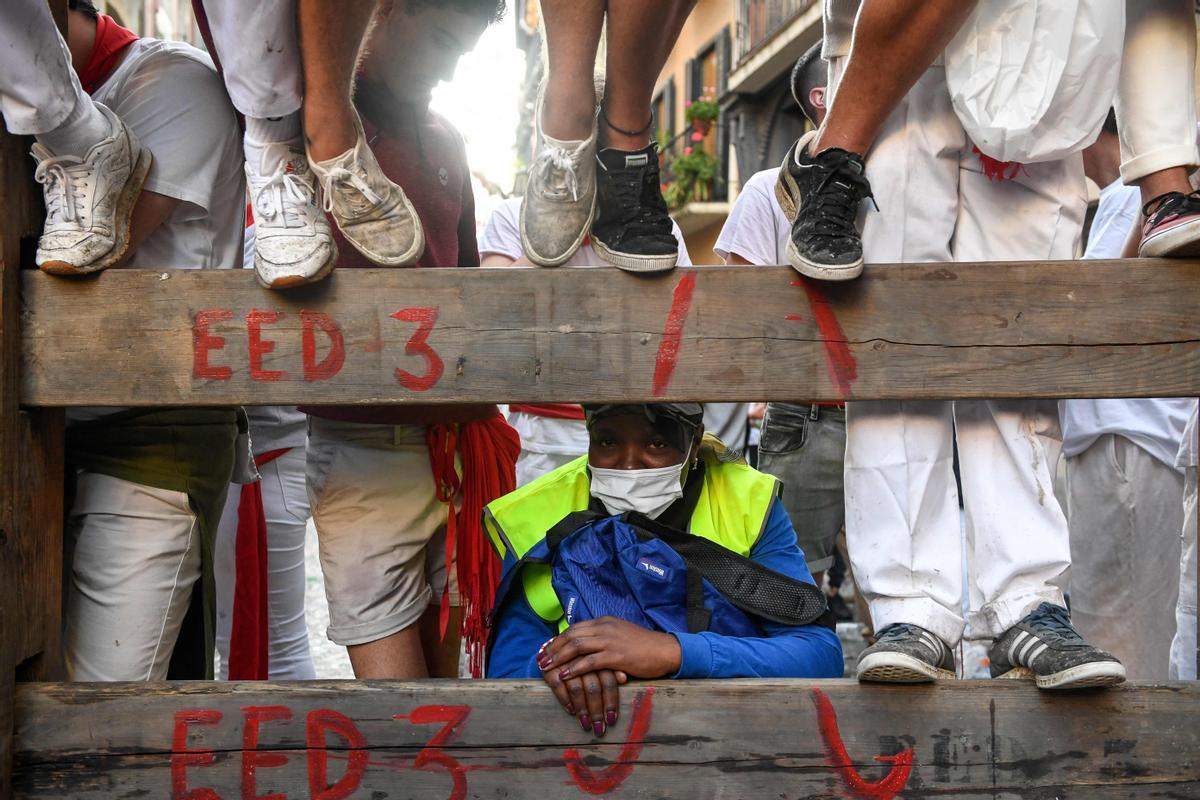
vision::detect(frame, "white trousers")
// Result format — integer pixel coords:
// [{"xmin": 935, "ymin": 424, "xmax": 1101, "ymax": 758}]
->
[
  {"xmin": 64, "ymin": 470, "xmax": 202, "ymax": 681},
  {"xmin": 832, "ymin": 60, "xmax": 1086, "ymax": 645},
  {"xmin": 1066, "ymin": 436, "xmax": 1183, "ymax": 680},
  {"xmin": 199, "ymin": 0, "xmax": 302, "ymax": 118},
  {"xmin": 0, "ymin": 0, "xmax": 87, "ymax": 134},
  {"xmin": 214, "ymin": 447, "xmax": 315, "ymax": 680},
  {"xmin": 1170, "ymin": 465, "xmax": 1198, "ymax": 679},
  {"xmin": 1116, "ymin": 0, "xmax": 1199, "ymax": 183}
]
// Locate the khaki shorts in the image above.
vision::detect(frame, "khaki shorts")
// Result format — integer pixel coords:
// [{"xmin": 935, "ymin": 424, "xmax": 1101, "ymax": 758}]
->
[{"xmin": 307, "ymin": 418, "xmax": 459, "ymax": 646}]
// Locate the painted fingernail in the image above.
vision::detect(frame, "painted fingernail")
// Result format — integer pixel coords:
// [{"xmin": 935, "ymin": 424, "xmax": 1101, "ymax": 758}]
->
[
  {"xmin": 606, "ymin": 710, "xmax": 617, "ymax": 726},
  {"xmin": 580, "ymin": 714, "xmax": 591, "ymax": 731},
  {"xmin": 593, "ymin": 720, "xmax": 605, "ymax": 736},
  {"xmin": 558, "ymin": 668, "xmax": 571, "ymax": 680},
  {"xmin": 565, "ymin": 703, "xmax": 575, "ymax": 715},
  {"xmin": 538, "ymin": 655, "xmax": 553, "ymax": 669}
]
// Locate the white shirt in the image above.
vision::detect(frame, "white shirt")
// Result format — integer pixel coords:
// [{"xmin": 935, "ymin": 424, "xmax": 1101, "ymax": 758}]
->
[
  {"xmin": 1060, "ymin": 177, "xmax": 1193, "ymax": 471},
  {"xmin": 69, "ymin": 37, "xmax": 246, "ymax": 424},
  {"xmin": 714, "ymin": 167, "xmax": 788, "ymax": 265}
]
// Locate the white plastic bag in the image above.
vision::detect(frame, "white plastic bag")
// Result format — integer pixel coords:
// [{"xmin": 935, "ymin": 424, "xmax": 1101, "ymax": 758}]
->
[{"xmin": 945, "ymin": 0, "xmax": 1124, "ymax": 164}]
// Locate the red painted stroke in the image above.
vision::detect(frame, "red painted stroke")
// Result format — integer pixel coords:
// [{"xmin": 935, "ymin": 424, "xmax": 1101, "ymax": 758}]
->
[
  {"xmin": 395, "ymin": 705, "xmax": 472, "ymax": 800},
  {"xmin": 170, "ymin": 709, "xmax": 222, "ymax": 800},
  {"xmin": 562, "ymin": 687, "xmax": 654, "ymax": 795},
  {"xmin": 246, "ymin": 310, "xmax": 287, "ymax": 382},
  {"xmin": 241, "ymin": 705, "xmax": 292, "ymax": 800},
  {"xmin": 391, "ymin": 306, "xmax": 445, "ymax": 392},
  {"xmin": 300, "ymin": 311, "xmax": 346, "ymax": 382},
  {"xmin": 810, "ymin": 688, "xmax": 913, "ymax": 800},
  {"xmin": 192, "ymin": 309, "xmax": 233, "ymax": 381},
  {"xmin": 307, "ymin": 709, "xmax": 368, "ymax": 800},
  {"xmin": 652, "ymin": 273, "xmax": 698, "ymax": 397},
  {"xmin": 794, "ymin": 280, "xmax": 857, "ymax": 398}
]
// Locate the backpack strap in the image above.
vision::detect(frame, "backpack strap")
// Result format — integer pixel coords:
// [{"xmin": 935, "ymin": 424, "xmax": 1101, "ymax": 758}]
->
[{"xmin": 621, "ymin": 511, "xmax": 833, "ymax": 629}]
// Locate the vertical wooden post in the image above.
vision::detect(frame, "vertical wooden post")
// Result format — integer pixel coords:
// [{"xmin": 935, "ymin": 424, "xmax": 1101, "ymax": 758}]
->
[{"xmin": 0, "ymin": 3, "xmax": 67, "ymax": 795}]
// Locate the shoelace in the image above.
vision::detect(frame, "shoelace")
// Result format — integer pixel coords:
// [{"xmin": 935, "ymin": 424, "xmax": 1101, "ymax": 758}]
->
[
  {"xmin": 1144, "ymin": 189, "xmax": 1200, "ymax": 227},
  {"xmin": 875, "ymin": 622, "xmax": 921, "ymax": 643},
  {"xmin": 601, "ymin": 158, "xmax": 673, "ymax": 241},
  {"xmin": 254, "ymin": 148, "xmax": 319, "ymax": 229},
  {"xmin": 534, "ymin": 142, "xmax": 582, "ymax": 202},
  {"xmin": 1023, "ymin": 603, "xmax": 1083, "ymax": 644},
  {"xmin": 320, "ymin": 163, "xmax": 385, "ymax": 218},
  {"xmin": 803, "ymin": 164, "xmax": 874, "ymax": 242},
  {"xmin": 34, "ymin": 153, "xmax": 88, "ymax": 226}
]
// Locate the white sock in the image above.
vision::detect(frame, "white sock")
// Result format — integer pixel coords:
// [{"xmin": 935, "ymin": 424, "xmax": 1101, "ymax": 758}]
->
[
  {"xmin": 244, "ymin": 112, "xmax": 303, "ymax": 168},
  {"xmin": 35, "ymin": 93, "xmax": 111, "ymax": 157}
]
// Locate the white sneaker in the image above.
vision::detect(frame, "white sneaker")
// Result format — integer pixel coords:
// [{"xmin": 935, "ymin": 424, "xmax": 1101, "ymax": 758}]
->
[
  {"xmin": 247, "ymin": 143, "xmax": 337, "ymax": 289},
  {"xmin": 307, "ymin": 117, "xmax": 424, "ymax": 267},
  {"xmin": 34, "ymin": 103, "xmax": 151, "ymax": 275}
]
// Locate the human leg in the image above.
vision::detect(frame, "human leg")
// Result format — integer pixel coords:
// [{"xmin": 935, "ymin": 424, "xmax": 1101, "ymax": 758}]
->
[
  {"xmin": 1169, "ymin": 462, "xmax": 1197, "ymax": 680},
  {"xmin": 775, "ymin": 0, "xmax": 973, "ymax": 280},
  {"xmin": 1066, "ymin": 435, "xmax": 1183, "ymax": 680},
  {"xmin": 64, "ymin": 471, "xmax": 203, "ymax": 680},
  {"xmin": 588, "ymin": 0, "xmax": 694, "ymax": 273},
  {"xmin": 306, "ymin": 420, "xmax": 454, "ymax": 679},
  {"xmin": 259, "ymin": 449, "xmax": 316, "ymax": 679},
  {"xmin": 1114, "ymin": 0, "xmax": 1200, "ymax": 256}
]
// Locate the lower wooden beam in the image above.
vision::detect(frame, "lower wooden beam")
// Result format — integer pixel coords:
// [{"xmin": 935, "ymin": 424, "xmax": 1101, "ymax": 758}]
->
[
  {"xmin": 20, "ymin": 260, "xmax": 1200, "ymax": 406},
  {"xmin": 13, "ymin": 680, "xmax": 1200, "ymax": 798}
]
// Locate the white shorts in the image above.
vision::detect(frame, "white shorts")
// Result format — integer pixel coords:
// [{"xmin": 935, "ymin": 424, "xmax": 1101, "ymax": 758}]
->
[{"xmin": 306, "ymin": 418, "xmax": 459, "ymax": 647}]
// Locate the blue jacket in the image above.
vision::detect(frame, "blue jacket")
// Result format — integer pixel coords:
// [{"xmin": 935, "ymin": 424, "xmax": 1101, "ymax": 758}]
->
[{"xmin": 487, "ymin": 498, "xmax": 844, "ymax": 679}]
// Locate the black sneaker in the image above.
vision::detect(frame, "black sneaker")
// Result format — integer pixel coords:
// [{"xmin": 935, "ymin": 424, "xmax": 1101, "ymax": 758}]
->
[
  {"xmin": 775, "ymin": 132, "xmax": 873, "ymax": 281},
  {"xmin": 590, "ymin": 144, "xmax": 679, "ymax": 273},
  {"xmin": 989, "ymin": 602, "xmax": 1126, "ymax": 690},
  {"xmin": 856, "ymin": 622, "xmax": 955, "ymax": 683}
]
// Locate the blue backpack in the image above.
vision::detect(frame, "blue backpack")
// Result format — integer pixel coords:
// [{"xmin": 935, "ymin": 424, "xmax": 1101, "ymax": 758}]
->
[{"xmin": 491, "ymin": 511, "xmax": 832, "ymax": 640}]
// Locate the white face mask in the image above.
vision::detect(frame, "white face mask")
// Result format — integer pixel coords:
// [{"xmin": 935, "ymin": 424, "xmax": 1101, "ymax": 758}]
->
[{"xmin": 588, "ymin": 460, "xmax": 687, "ymax": 520}]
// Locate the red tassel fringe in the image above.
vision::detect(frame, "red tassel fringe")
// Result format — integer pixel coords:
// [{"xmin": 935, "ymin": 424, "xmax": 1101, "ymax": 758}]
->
[{"xmin": 426, "ymin": 413, "xmax": 520, "ymax": 678}]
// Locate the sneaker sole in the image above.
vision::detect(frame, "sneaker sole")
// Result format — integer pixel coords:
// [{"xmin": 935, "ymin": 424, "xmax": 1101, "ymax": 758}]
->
[
  {"xmin": 590, "ymin": 235, "xmax": 678, "ymax": 273},
  {"xmin": 996, "ymin": 662, "xmax": 1127, "ymax": 691},
  {"xmin": 336, "ymin": 190, "xmax": 425, "ymax": 267},
  {"xmin": 1139, "ymin": 218, "xmax": 1200, "ymax": 258},
  {"xmin": 520, "ymin": 192, "xmax": 596, "ymax": 268},
  {"xmin": 786, "ymin": 238, "xmax": 864, "ymax": 281},
  {"xmin": 258, "ymin": 240, "xmax": 339, "ymax": 290},
  {"xmin": 857, "ymin": 652, "xmax": 954, "ymax": 683},
  {"xmin": 39, "ymin": 144, "xmax": 153, "ymax": 276}
]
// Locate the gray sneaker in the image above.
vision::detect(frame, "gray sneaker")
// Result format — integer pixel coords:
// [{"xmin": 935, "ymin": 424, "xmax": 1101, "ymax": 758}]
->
[
  {"xmin": 856, "ymin": 623, "xmax": 956, "ymax": 683},
  {"xmin": 989, "ymin": 603, "xmax": 1126, "ymax": 690},
  {"xmin": 520, "ymin": 89, "xmax": 597, "ymax": 267}
]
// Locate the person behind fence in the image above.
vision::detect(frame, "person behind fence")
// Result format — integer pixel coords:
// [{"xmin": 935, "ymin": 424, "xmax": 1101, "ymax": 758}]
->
[
  {"xmin": 299, "ymin": 0, "xmax": 518, "ymax": 682},
  {"xmin": 484, "ymin": 403, "xmax": 843, "ymax": 737},
  {"xmin": 0, "ymin": 0, "xmax": 151, "ymax": 275},
  {"xmin": 54, "ymin": 0, "xmax": 245, "ymax": 680}
]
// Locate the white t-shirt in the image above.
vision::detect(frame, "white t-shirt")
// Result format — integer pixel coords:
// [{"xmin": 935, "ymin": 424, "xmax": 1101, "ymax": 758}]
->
[
  {"xmin": 714, "ymin": 167, "xmax": 788, "ymax": 265},
  {"xmin": 1060, "ymin": 177, "xmax": 1193, "ymax": 471},
  {"xmin": 69, "ymin": 37, "xmax": 245, "ymax": 424}
]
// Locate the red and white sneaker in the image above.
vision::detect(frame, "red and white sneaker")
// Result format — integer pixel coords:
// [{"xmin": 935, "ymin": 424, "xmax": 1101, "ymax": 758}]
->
[{"xmin": 1139, "ymin": 191, "xmax": 1200, "ymax": 258}]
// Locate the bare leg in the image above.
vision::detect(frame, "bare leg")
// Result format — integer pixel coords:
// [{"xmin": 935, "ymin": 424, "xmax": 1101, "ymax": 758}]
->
[
  {"xmin": 297, "ymin": 0, "xmax": 378, "ymax": 162},
  {"xmin": 812, "ymin": 0, "xmax": 976, "ymax": 155},
  {"xmin": 539, "ymin": 0, "xmax": 605, "ymax": 141},
  {"xmin": 346, "ymin": 622, "xmax": 429, "ymax": 679},
  {"xmin": 418, "ymin": 606, "xmax": 462, "ymax": 678},
  {"xmin": 602, "ymin": 0, "xmax": 697, "ymax": 150},
  {"xmin": 1137, "ymin": 167, "xmax": 1193, "ymax": 205}
]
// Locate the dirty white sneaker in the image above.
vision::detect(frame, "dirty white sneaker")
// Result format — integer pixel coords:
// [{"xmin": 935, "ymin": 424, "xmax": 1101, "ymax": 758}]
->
[
  {"xmin": 307, "ymin": 118, "xmax": 423, "ymax": 267},
  {"xmin": 247, "ymin": 143, "xmax": 337, "ymax": 289},
  {"xmin": 520, "ymin": 89, "xmax": 597, "ymax": 267},
  {"xmin": 34, "ymin": 103, "xmax": 151, "ymax": 275}
]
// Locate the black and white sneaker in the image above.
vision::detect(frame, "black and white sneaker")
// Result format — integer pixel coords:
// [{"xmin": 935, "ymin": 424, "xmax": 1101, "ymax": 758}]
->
[
  {"xmin": 590, "ymin": 144, "xmax": 679, "ymax": 273},
  {"xmin": 856, "ymin": 623, "xmax": 956, "ymax": 683},
  {"xmin": 775, "ymin": 132, "xmax": 873, "ymax": 281},
  {"xmin": 989, "ymin": 603, "xmax": 1126, "ymax": 691}
]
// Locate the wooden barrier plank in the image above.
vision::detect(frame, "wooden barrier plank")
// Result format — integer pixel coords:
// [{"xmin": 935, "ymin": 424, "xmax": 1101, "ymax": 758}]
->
[
  {"xmin": 20, "ymin": 260, "xmax": 1200, "ymax": 407},
  {"xmin": 13, "ymin": 680, "xmax": 1200, "ymax": 798}
]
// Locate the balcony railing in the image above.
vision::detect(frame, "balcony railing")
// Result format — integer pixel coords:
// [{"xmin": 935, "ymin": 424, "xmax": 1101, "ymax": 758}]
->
[{"xmin": 735, "ymin": 0, "xmax": 816, "ymax": 64}]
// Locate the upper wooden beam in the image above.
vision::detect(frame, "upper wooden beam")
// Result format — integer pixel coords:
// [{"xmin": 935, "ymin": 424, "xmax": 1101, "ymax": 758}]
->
[
  {"xmin": 13, "ymin": 679, "xmax": 1200, "ymax": 798},
  {"xmin": 20, "ymin": 260, "xmax": 1200, "ymax": 407}
]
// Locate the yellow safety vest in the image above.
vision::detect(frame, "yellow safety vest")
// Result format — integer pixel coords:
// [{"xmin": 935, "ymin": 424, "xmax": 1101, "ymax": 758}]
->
[{"xmin": 484, "ymin": 441, "xmax": 780, "ymax": 630}]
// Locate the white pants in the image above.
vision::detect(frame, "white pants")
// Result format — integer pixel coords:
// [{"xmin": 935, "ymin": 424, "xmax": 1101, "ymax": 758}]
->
[
  {"xmin": 64, "ymin": 470, "xmax": 202, "ymax": 681},
  {"xmin": 0, "ymin": 0, "xmax": 88, "ymax": 134},
  {"xmin": 199, "ymin": 0, "xmax": 302, "ymax": 118},
  {"xmin": 832, "ymin": 60, "xmax": 1086, "ymax": 645},
  {"xmin": 1066, "ymin": 436, "xmax": 1183, "ymax": 680},
  {"xmin": 509, "ymin": 412, "xmax": 589, "ymax": 487},
  {"xmin": 214, "ymin": 447, "xmax": 315, "ymax": 680},
  {"xmin": 1170, "ymin": 465, "xmax": 1198, "ymax": 679},
  {"xmin": 1116, "ymin": 0, "xmax": 1199, "ymax": 183}
]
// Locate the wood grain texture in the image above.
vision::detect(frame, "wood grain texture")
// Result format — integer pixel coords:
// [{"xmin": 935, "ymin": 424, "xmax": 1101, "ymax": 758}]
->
[
  {"xmin": 13, "ymin": 680, "xmax": 1200, "ymax": 799},
  {"xmin": 20, "ymin": 260, "xmax": 1200, "ymax": 407}
]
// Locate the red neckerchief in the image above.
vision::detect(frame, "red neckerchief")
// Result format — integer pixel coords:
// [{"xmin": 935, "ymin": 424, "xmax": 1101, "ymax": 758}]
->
[{"xmin": 79, "ymin": 14, "xmax": 139, "ymax": 95}]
